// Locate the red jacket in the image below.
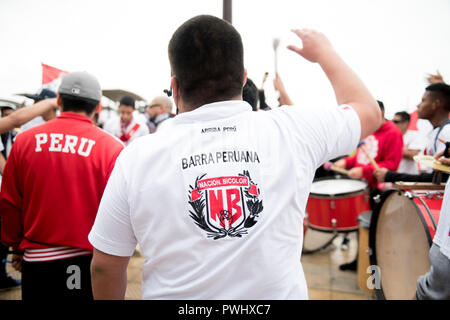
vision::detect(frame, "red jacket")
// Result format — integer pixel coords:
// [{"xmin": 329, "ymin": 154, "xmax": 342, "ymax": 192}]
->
[
  {"xmin": 0, "ymin": 112, "xmax": 124, "ymax": 252},
  {"xmin": 345, "ymin": 120, "xmax": 403, "ymax": 188}
]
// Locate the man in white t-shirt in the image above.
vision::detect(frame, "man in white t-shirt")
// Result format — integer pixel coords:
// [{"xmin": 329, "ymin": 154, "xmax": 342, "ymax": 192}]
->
[
  {"xmin": 374, "ymin": 82, "xmax": 450, "ymax": 182},
  {"xmin": 103, "ymin": 96, "xmax": 149, "ymax": 145},
  {"xmin": 415, "ymin": 146, "xmax": 450, "ymax": 299},
  {"xmin": 421, "ymin": 84, "xmax": 450, "ymax": 159},
  {"xmin": 392, "ymin": 111, "xmax": 426, "ymax": 174},
  {"xmin": 88, "ymin": 15, "xmax": 381, "ymax": 300}
]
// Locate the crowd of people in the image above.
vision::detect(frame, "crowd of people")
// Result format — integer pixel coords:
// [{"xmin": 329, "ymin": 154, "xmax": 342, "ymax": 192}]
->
[{"xmin": 0, "ymin": 14, "xmax": 448, "ymax": 300}]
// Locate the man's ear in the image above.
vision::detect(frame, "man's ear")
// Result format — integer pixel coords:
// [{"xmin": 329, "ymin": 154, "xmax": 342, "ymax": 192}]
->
[
  {"xmin": 242, "ymin": 68, "xmax": 248, "ymax": 87},
  {"xmin": 171, "ymin": 76, "xmax": 178, "ymax": 101},
  {"xmin": 93, "ymin": 102, "xmax": 102, "ymax": 115},
  {"xmin": 434, "ymin": 98, "xmax": 442, "ymax": 109},
  {"xmin": 56, "ymin": 94, "xmax": 63, "ymax": 108}
]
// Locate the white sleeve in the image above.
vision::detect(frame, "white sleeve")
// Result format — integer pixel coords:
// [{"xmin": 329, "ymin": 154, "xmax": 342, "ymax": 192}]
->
[
  {"xmin": 407, "ymin": 131, "xmax": 427, "ymax": 151},
  {"xmin": 271, "ymin": 104, "xmax": 361, "ymax": 168},
  {"xmin": 0, "ymin": 138, "xmax": 4, "ymax": 152},
  {"xmin": 102, "ymin": 118, "xmax": 117, "ymax": 136},
  {"xmin": 88, "ymin": 154, "xmax": 137, "ymax": 256},
  {"xmin": 436, "ymin": 126, "xmax": 450, "ymax": 154}
]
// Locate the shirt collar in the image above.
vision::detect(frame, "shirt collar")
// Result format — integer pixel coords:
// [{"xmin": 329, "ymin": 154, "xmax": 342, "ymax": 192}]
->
[
  {"xmin": 154, "ymin": 113, "xmax": 170, "ymax": 125},
  {"xmin": 172, "ymin": 100, "xmax": 252, "ymax": 124},
  {"xmin": 57, "ymin": 112, "xmax": 94, "ymax": 124}
]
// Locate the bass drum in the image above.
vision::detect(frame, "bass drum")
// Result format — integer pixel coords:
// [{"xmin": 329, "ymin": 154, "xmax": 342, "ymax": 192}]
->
[{"xmin": 369, "ymin": 189, "xmax": 442, "ymax": 300}]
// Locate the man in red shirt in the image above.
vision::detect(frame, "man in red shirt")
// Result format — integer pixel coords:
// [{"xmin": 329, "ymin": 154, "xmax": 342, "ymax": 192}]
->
[{"xmin": 0, "ymin": 71, "xmax": 124, "ymax": 299}]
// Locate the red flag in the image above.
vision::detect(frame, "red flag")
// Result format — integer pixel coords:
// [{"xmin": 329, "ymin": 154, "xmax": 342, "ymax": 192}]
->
[
  {"xmin": 41, "ymin": 63, "xmax": 69, "ymax": 93},
  {"xmin": 41, "ymin": 63, "xmax": 68, "ymax": 85},
  {"xmin": 408, "ymin": 109, "xmax": 419, "ymax": 131}
]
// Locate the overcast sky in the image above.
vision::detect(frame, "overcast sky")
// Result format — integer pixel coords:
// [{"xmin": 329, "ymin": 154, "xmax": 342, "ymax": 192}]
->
[{"xmin": 1, "ymin": 0, "xmax": 449, "ymax": 118}]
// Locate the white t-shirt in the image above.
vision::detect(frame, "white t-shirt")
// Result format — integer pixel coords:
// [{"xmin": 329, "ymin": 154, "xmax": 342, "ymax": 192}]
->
[
  {"xmin": 425, "ymin": 123, "xmax": 450, "ymax": 156},
  {"xmin": 421, "ymin": 123, "xmax": 450, "ymax": 173},
  {"xmin": 103, "ymin": 116, "xmax": 149, "ymax": 146},
  {"xmin": 397, "ymin": 130, "xmax": 426, "ymax": 174},
  {"xmin": 19, "ymin": 116, "xmax": 46, "ymax": 133},
  {"xmin": 433, "ymin": 182, "xmax": 450, "ymax": 260},
  {"xmin": 89, "ymin": 100, "xmax": 361, "ymax": 300}
]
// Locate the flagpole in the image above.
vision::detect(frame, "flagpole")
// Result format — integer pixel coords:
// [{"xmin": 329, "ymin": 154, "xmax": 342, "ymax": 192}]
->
[{"xmin": 223, "ymin": 0, "xmax": 232, "ymax": 24}]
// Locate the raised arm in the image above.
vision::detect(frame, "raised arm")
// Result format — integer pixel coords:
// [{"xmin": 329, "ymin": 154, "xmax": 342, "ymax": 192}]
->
[
  {"xmin": 287, "ymin": 29, "xmax": 381, "ymax": 140},
  {"xmin": 273, "ymin": 73, "xmax": 294, "ymax": 106},
  {"xmin": 0, "ymin": 98, "xmax": 58, "ymax": 134}
]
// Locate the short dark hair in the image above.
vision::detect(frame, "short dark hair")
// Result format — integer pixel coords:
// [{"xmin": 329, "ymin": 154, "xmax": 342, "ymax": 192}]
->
[
  {"xmin": 243, "ymin": 78, "xmax": 258, "ymax": 111},
  {"xmin": 395, "ymin": 111, "xmax": 410, "ymax": 122},
  {"xmin": 120, "ymin": 96, "xmax": 135, "ymax": 108},
  {"xmin": 168, "ymin": 15, "xmax": 244, "ymax": 108},
  {"xmin": 60, "ymin": 94, "xmax": 99, "ymax": 115},
  {"xmin": 426, "ymin": 82, "xmax": 450, "ymax": 111},
  {"xmin": 377, "ymin": 100, "xmax": 385, "ymax": 113}
]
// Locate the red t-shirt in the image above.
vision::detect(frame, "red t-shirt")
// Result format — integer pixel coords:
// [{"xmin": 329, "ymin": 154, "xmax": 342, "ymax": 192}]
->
[
  {"xmin": 0, "ymin": 112, "xmax": 124, "ymax": 252},
  {"xmin": 345, "ymin": 121, "xmax": 403, "ymax": 188}
]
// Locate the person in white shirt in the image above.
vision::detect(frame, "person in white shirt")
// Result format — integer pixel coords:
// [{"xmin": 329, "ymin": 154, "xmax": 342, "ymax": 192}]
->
[
  {"xmin": 415, "ymin": 144, "xmax": 450, "ymax": 299},
  {"xmin": 393, "ymin": 111, "xmax": 426, "ymax": 174},
  {"xmin": 375, "ymin": 82, "xmax": 450, "ymax": 182},
  {"xmin": 103, "ymin": 95, "xmax": 149, "ymax": 145},
  {"xmin": 88, "ymin": 15, "xmax": 381, "ymax": 300}
]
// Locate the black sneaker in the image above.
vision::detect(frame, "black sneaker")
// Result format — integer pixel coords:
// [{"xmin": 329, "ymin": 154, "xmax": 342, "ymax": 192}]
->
[
  {"xmin": 339, "ymin": 259, "xmax": 357, "ymax": 272},
  {"xmin": 0, "ymin": 276, "xmax": 21, "ymax": 291}
]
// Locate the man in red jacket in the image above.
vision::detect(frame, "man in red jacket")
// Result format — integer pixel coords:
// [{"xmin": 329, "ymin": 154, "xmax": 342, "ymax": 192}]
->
[
  {"xmin": 0, "ymin": 71, "xmax": 124, "ymax": 300},
  {"xmin": 333, "ymin": 100, "xmax": 403, "ymax": 189}
]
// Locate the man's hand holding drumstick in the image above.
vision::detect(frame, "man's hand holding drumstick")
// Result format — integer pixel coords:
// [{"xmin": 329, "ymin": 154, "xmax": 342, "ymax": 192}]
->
[
  {"xmin": 435, "ymin": 137, "xmax": 450, "ymax": 166},
  {"xmin": 325, "ymin": 158, "xmax": 363, "ymax": 179},
  {"xmin": 375, "ymin": 138, "xmax": 450, "ymax": 183}
]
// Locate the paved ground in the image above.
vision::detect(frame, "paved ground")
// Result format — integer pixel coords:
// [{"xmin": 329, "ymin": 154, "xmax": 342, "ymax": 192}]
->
[{"xmin": 0, "ymin": 233, "xmax": 374, "ymax": 300}]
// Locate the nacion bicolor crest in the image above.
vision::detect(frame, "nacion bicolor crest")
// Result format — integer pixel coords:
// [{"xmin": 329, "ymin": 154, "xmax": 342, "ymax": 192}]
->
[{"xmin": 188, "ymin": 170, "xmax": 263, "ymax": 240}]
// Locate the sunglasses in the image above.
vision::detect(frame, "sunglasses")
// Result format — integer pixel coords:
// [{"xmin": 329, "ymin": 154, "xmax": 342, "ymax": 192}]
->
[{"xmin": 392, "ymin": 119, "xmax": 405, "ymax": 124}]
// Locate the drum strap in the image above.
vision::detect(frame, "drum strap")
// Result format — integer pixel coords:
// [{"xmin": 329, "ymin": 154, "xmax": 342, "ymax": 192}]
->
[{"xmin": 433, "ymin": 120, "xmax": 450, "ymax": 153}]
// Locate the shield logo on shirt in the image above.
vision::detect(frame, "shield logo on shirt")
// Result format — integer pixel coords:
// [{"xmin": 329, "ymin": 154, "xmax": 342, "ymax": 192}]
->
[{"xmin": 188, "ymin": 170, "xmax": 263, "ymax": 240}]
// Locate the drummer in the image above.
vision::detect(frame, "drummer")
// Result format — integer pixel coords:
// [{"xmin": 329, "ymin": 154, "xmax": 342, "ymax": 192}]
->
[
  {"xmin": 374, "ymin": 82, "xmax": 450, "ymax": 183},
  {"xmin": 415, "ymin": 145, "xmax": 450, "ymax": 299},
  {"xmin": 332, "ymin": 100, "xmax": 403, "ymax": 202}
]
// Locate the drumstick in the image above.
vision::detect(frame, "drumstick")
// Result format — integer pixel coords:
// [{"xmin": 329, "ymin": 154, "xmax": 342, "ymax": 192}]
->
[
  {"xmin": 359, "ymin": 141, "xmax": 380, "ymax": 170},
  {"xmin": 324, "ymin": 162, "xmax": 350, "ymax": 175},
  {"xmin": 273, "ymin": 38, "xmax": 280, "ymax": 74}
]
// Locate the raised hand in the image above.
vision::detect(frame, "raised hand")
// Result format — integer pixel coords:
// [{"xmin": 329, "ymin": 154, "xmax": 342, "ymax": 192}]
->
[{"xmin": 287, "ymin": 29, "xmax": 335, "ymax": 63}]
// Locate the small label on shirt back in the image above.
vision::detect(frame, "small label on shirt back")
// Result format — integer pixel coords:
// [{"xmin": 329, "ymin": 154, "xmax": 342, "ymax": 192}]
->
[{"xmin": 201, "ymin": 125, "xmax": 237, "ymax": 133}]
